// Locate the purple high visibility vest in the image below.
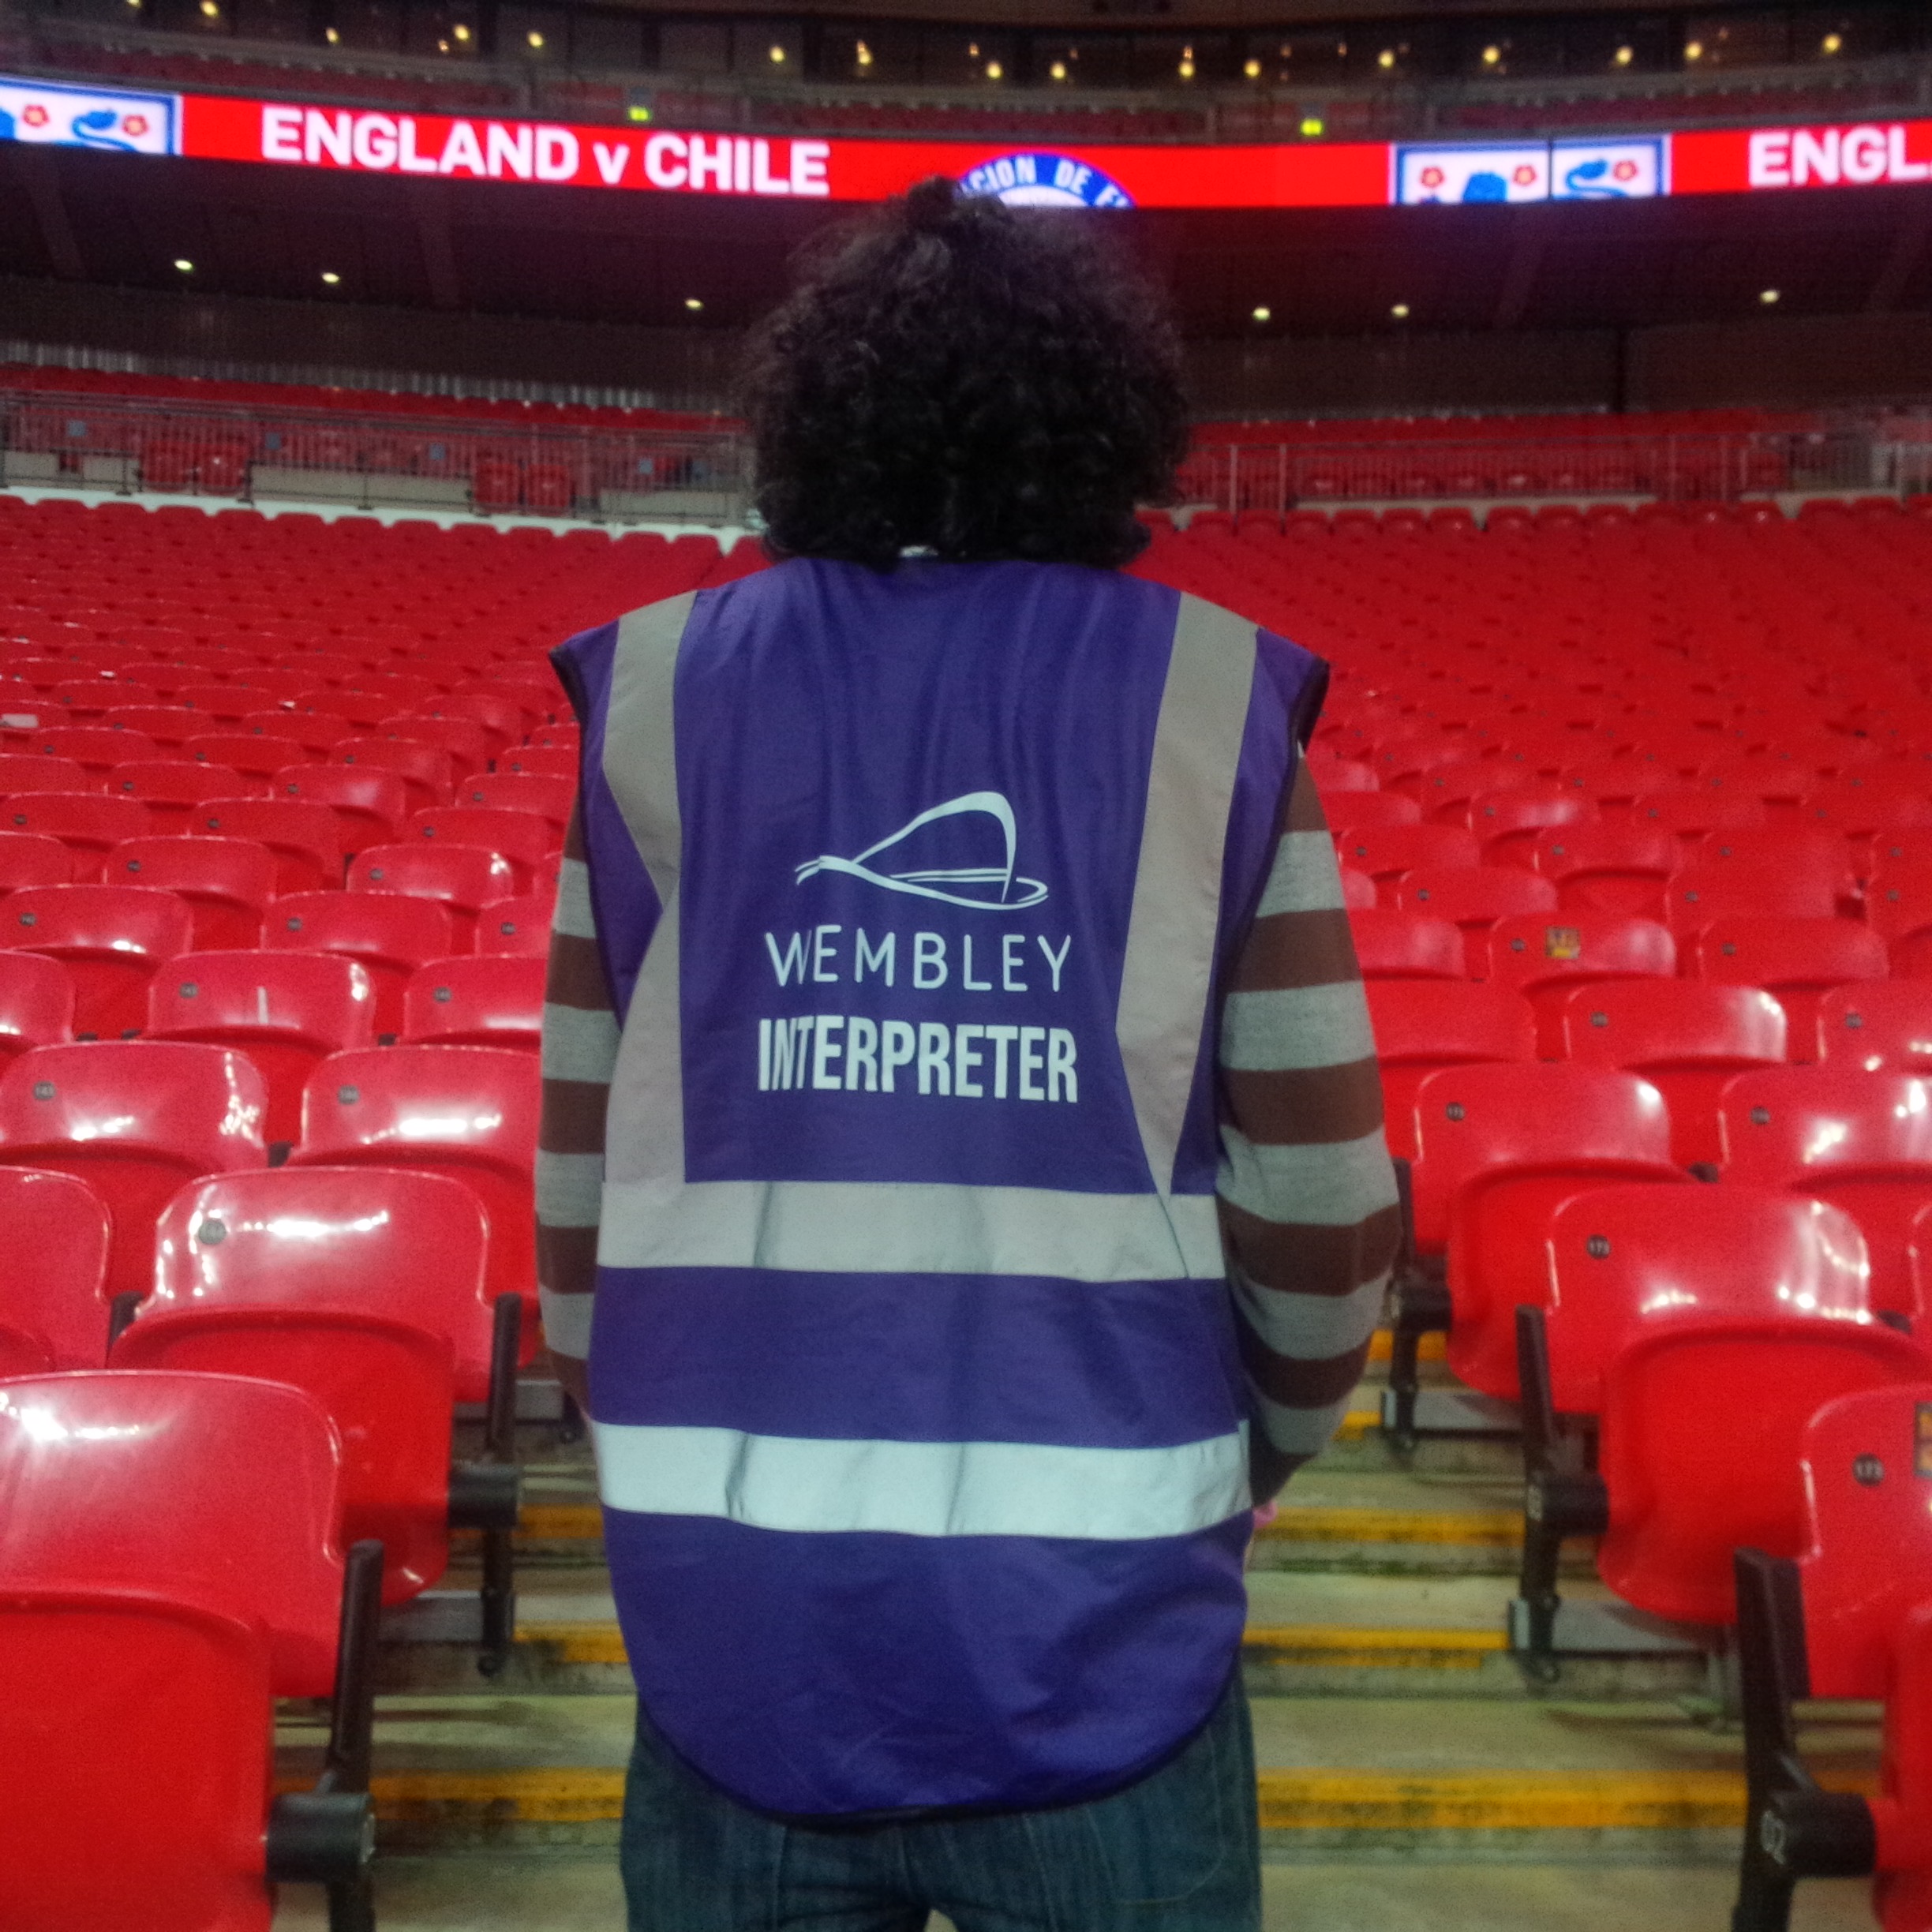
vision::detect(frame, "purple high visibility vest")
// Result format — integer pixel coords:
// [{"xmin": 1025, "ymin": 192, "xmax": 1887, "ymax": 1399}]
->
[{"xmin": 553, "ymin": 555, "xmax": 1325, "ymax": 1818}]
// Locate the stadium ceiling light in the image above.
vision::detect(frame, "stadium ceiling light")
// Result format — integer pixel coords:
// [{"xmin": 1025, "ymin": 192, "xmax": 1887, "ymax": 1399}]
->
[
  {"xmin": 324, "ymin": 24, "xmax": 339, "ymax": 39},
  {"xmin": 1391, "ymin": 301, "xmax": 1410, "ymax": 319},
  {"xmin": 1178, "ymin": 58, "xmax": 1194, "ymax": 78},
  {"xmin": 985, "ymin": 60, "xmax": 1002, "ymax": 78},
  {"xmin": 1822, "ymin": 32, "xmax": 1843, "ymax": 54},
  {"xmin": 769, "ymin": 43, "xmax": 785, "ymax": 62},
  {"xmin": 1760, "ymin": 288, "xmax": 1780, "ymax": 305},
  {"xmin": 968, "ymin": 42, "xmax": 979, "ymax": 57},
  {"xmin": 1685, "ymin": 39, "xmax": 1704, "ymax": 60},
  {"xmin": 1300, "ymin": 115, "xmax": 1324, "ymax": 137},
  {"xmin": 1614, "ymin": 44, "xmax": 1634, "ymax": 66},
  {"xmin": 199, "ymin": 0, "xmax": 218, "ymax": 15},
  {"xmin": 173, "ymin": 258, "xmax": 193, "ymax": 272},
  {"xmin": 452, "ymin": 21, "xmax": 469, "ymax": 39},
  {"xmin": 436, "ymin": 39, "xmax": 448, "ymax": 51},
  {"xmin": 1377, "ymin": 48, "xmax": 1395, "ymax": 69},
  {"xmin": 526, "ymin": 29, "xmax": 542, "ymax": 47},
  {"xmin": 1252, "ymin": 306, "xmax": 1271, "ymax": 323},
  {"xmin": 684, "ymin": 297, "xmax": 704, "ymax": 311},
  {"xmin": 320, "ymin": 271, "xmax": 341, "ymax": 285},
  {"xmin": 1050, "ymin": 60, "xmax": 1067, "ymax": 80},
  {"xmin": 856, "ymin": 40, "xmax": 871, "ymax": 66},
  {"xmin": 1243, "ymin": 58, "xmax": 1261, "ymax": 78},
  {"xmin": 1481, "ymin": 44, "xmax": 1501, "ymax": 65}
]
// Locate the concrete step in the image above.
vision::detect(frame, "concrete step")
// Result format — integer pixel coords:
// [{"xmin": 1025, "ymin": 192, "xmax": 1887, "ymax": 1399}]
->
[
  {"xmin": 271, "ymin": 1857, "xmax": 1877, "ymax": 1931},
  {"xmin": 274, "ymin": 1693, "xmax": 1881, "ymax": 1861}
]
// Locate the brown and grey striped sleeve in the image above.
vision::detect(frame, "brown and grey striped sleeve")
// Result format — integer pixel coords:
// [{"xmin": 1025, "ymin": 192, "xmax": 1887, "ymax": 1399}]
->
[
  {"xmin": 1217, "ymin": 759, "xmax": 1400, "ymax": 1504},
  {"xmin": 536, "ymin": 804, "xmax": 620, "ymax": 1378}
]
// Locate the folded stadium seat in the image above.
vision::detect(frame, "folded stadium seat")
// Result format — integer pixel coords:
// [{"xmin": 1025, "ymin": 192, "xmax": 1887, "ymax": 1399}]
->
[
  {"xmin": 403, "ymin": 955, "xmax": 545, "ymax": 1052},
  {"xmin": 1338, "ymin": 867, "xmax": 1376, "ymax": 911},
  {"xmin": 472, "ymin": 891, "xmax": 552, "ymax": 957},
  {"xmin": 1386, "ymin": 1061, "xmax": 1682, "ymax": 1436},
  {"xmin": 525, "ymin": 722, "xmax": 579, "ymax": 754},
  {"xmin": 1866, "ymin": 867, "xmax": 1932, "ymax": 978},
  {"xmin": 459, "ymin": 772, "xmax": 574, "ymax": 835},
  {"xmin": 350, "ymin": 842, "xmax": 518, "ymax": 950},
  {"xmin": 0, "ymin": 951, "xmax": 75, "ymax": 1061},
  {"xmin": 0, "ymin": 1372, "xmax": 378, "ymax": 1930},
  {"xmin": 1485, "ymin": 914, "xmax": 1678, "ymax": 1058},
  {"xmin": 290, "ymin": 1045, "xmax": 538, "ymax": 1345},
  {"xmin": 0, "ymin": 831, "xmax": 73, "ymax": 894},
  {"xmin": 1631, "ymin": 790, "xmax": 1769, "ymax": 850},
  {"xmin": 1395, "ymin": 867, "xmax": 1559, "ymax": 976},
  {"xmin": 1558, "ymin": 981, "xmax": 1788, "ymax": 1170},
  {"xmin": 1362, "ymin": 981, "xmax": 1537, "ymax": 1163},
  {"xmin": 1690, "ymin": 917, "xmax": 1889, "ymax": 1056},
  {"xmin": 2, "ymin": 793, "xmax": 155, "ymax": 879},
  {"xmin": 332, "ymin": 736, "xmax": 455, "ymax": 814},
  {"xmin": 0, "ymin": 883, "xmax": 193, "ymax": 1036},
  {"xmin": 105, "ymin": 837, "xmax": 277, "ymax": 952},
  {"xmin": 0, "ymin": 751, "xmax": 95, "ymax": 796},
  {"xmin": 1698, "ymin": 827, "xmax": 1862, "ymax": 910},
  {"xmin": 1730, "ymin": 1381, "xmax": 1932, "ymax": 1932},
  {"xmin": 1369, "ymin": 735, "xmax": 1468, "ymax": 796},
  {"xmin": 107, "ymin": 759, "xmax": 245, "ymax": 836},
  {"xmin": 271, "ymin": 763, "xmax": 409, "ymax": 856},
  {"xmin": 117, "ymin": 1170, "xmax": 522, "ymax": 1655},
  {"xmin": 173, "ymin": 684, "xmax": 260, "ymax": 727},
  {"xmin": 379, "ymin": 715, "xmax": 490, "ymax": 781},
  {"xmin": 421, "ymin": 691, "xmax": 531, "ymax": 755},
  {"xmin": 1332, "ymin": 824, "xmax": 1481, "ymax": 897},
  {"xmin": 0, "ymin": 1042, "xmax": 266, "ymax": 1301},
  {"xmin": 146, "ymin": 952, "xmax": 376, "ymax": 1148},
  {"xmin": 1816, "ymin": 983, "xmax": 1932, "ymax": 1072},
  {"xmin": 182, "ymin": 732, "xmax": 309, "ymax": 796},
  {"xmin": 404, "ymin": 804, "xmax": 555, "ymax": 888},
  {"xmin": 1530, "ymin": 825, "xmax": 1679, "ymax": 918},
  {"xmin": 1347, "ymin": 910, "xmax": 1466, "ymax": 983},
  {"xmin": 500, "ymin": 743, "xmax": 578, "ymax": 782},
  {"xmin": 1720, "ymin": 1067, "xmax": 1932, "ymax": 1324},
  {"xmin": 25, "ymin": 726, "xmax": 159, "ymax": 779},
  {"xmin": 1469, "ymin": 788, "xmax": 1599, "ymax": 867},
  {"xmin": 103, "ymin": 704, "xmax": 200, "ymax": 751},
  {"xmin": 1515, "ymin": 1193, "xmax": 1910, "ymax": 1665},
  {"xmin": 264, "ymin": 890, "xmax": 455, "ymax": 1039},
  {"xmin": 1323, "ymin": 792, "xmax": 1424, "ymax": 836},
  {"xmin": 0, "ymin": 1166, "xmax": 111, "ymax": 1371},
  {"xmin": 1663, "ymin": 862, "xmax": 1840, "ymax": 938},
  {"xmin": 238, "ymin": 710, "xmax": 356, "ymax": 761},
  {"xmin": 185, "ymin": 797, "xmax": 343, "ymax": 895}
]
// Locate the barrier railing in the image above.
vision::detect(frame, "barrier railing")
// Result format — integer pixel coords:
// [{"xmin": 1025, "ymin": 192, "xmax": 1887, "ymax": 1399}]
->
[
  {"xmin": 0, "ymin": 389, "xmax": 750, "ymax": 524},
  {"xmin": 0, "ymin": 387, "xmax": 1904, "ymax": 524}
]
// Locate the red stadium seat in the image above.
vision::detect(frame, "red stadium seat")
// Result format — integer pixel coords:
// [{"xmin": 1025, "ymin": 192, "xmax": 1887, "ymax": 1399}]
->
[
  {"xmin": 0, "ymin": 752, "xmax": 94, "ymax": 796},
  {"xmin": 1485, "ymin": 914, "xmax": 1677, "ymax": 1056},
  {"xmin": 403, "ymin": 805, "xmax": 556, "ymax": 887},
  {"xmin": 1631, "ymin": 790, "xmax": 1769, "ymax": 848},
  {"xmin": 1386, "ymin": 1062, "xmax": 1681, "ymax": 1434},
  {"xmin": 1816, "ymin": 983, "xmax": 1932, "ymax": 1070},
  {"xmin": 146, "ymin": 951, "xmax": 377, "ymax": 1147},
  {"xmin": 1662, "ymin": 862, "xmax": 1838, "ymax": 936},
  {"xmin": 331, "ymin": 736, "xmax": 454, "ymax": 814},
  {"xmin": 500, "ymin": 744, "xmax": 578, "ymax": 781},
  {"xmin": 420, "ymin": 691, "xmax": 529, "ymax": 754},
  {"xmin": 459, "ymin": 771, "xmax": 575, "ymax": 833},
  {"xmin": 106, "ymin": 836, "xmax": 277, "ymax": 951},
  {"xmin": 0, "ymin": 1370, "xmax": 376, "ymax": 1929},
  {"xmin": 1, "ymin": 793, "xmax": 154, "ymax": 878},
  {"xmin": 103, "ymin": 704, "xmax": 200, "ymax": 750},
  {"xmin": 350, "ymin": 842, "xmax": 517, "ymax": 949},
  {"xmin": 1720, "ymin": 1068, "xmax": 1932, "ymax": 1324},
  {"xmin": 273, "ymin": 762, "xmax": 410, "ymax": 855},
  {"xmin": 0, "ymin": 830, "xmax": 73, "ymax": 893},
  {"xmin": 1690, "ymin": 917, "xmax": 1890, "ymax": 1057},
  {"xmin": 107, "ymin": 758, "xmax": 244, "ymax": 836},
  {"xmin": 1731, "ymin": 1383, "xmax": 1932, "ymax": 1932},
  {"xmin": 0, "ymin": 951, "xmax": 74, "ymax": 1060},
  {"xmin": 183, "ymin": 732, "xmax": 309, "ymax": 793},
  {"xmin": 1348, "ymin": 910, "xmax": 1466, "ymax": 982},
  {"xmin": 1866, "ymin": 865, "xmax": 1932, "ymax": 977},
  {"xmin": 1339, "ymin": 867, "xmax": 1376, "ymax": 910},
  {"xmin": 118, "ymin": 1170, "xmax": 519, "ymax": 1637},
  {"xmin": 0, "ymin": 1166, "xmax": 111, "ymax": 1372},
  {"xmin": 1559, "ymin": 981, "xmax": 1788, "ymax": 1168},
  {"xmin": 1696, "ymin": 827, "xmax": 1859, "ymax": 908},
  {"xmin": 28, "ymin": 725, "xmax": 157, "ymax": 777},
  {"xmin": 239, "ymin": 710, "xmax": 357, "ymax": 758},
  {"xmin": 290, "ymin": 1045, "xmax": 538, "ymax": 1342},
  {"xmin": 0, "ymin": 1042, "xmax": 267, "ymax": 1301},
  {"xmin": 1324, "ymin": 793, "xmax": 1423, "ymax": 835},
  {"xmin": 378, "ymin": 714, "xmax": 489, "ymax": 780},
  {"xmin": 186, "ymin": 797, "xmax": 343, "ymax": 895},
  {"xmin": 1362, "ymin": 980, "xmax": 1536, "ymax": 1163},
  {"xmin": 1468, "ymin": 788, "xmax": 1597, "ymax": 866},
  {"xmin": 264, "ymin": 890, "xmax": 455, "ymax": 1038},
  {"xmin": 473, "ymin": 891, "xmax": 553, "ymax": 957},
  {"xmin": 1333, "ymin": 824, "xmax": 1483, "ymax": 893},
  {"xmin": 1395, "ymin": 867, "xmax": 1559, "ymax": 975},
  {"xmin": 0, "ymin": 882, "xmax": 193, "ymax": 1035},
  {"xmin": 1530, "ymin": 825, "xmax": 1679, "ymax": 919},
  {"xmin": 403, "ymin": 955, "xmax": 545, "ymax": 1051}
]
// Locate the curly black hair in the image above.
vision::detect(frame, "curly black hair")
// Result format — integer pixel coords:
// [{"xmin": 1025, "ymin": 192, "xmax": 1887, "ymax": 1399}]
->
[{"xmin": 742, "ymin": 176, "xmax": 1189, "ymax": 571}]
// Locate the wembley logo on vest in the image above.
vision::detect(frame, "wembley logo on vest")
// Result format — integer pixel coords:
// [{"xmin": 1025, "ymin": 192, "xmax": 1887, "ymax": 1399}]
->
[{"xmin": 957, "ymin": 152, "xmax": 1133, "ymax": 208}]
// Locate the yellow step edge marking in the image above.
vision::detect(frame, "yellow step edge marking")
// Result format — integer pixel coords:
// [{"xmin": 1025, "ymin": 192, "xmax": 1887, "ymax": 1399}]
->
[
  {"xmin": 515, "ymin": 1623, "xmax": 1511, "ymax": 1671},
  {"xmin": 1366, "ymin": 1329, "xmax": 1447, "ymax": 1365},
  {"xmin": 517, "ymin": 1504, "xmax": 1527, "ymax": 1547},
  {"xmin": 280, "ymin": 1767, "xmax": 1876, "ymax": 1829}
]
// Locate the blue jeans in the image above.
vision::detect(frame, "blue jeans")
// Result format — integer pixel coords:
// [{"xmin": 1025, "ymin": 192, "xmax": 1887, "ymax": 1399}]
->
[{"xmin": 620, "ymin": 1677, "xmax": 1260, "ymax": 1931}]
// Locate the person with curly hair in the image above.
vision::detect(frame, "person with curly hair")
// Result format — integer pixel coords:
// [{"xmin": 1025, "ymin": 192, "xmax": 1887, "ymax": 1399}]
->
[{"xmin": 537, "ymin": 175, "xmax": 1395, "ymax": 1931}]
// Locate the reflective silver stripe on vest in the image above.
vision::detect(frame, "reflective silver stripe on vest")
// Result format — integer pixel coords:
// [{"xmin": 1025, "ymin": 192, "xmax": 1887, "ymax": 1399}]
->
[
  {"xmin": 1115, "ymin": 597, "xmax": 1258, "ymax": 1196},
  {"xmin": 600, "ymin": 594, "xmax": 695, "ymax": 1193},
  {"xmin": 593, "ymin": 1420, "xmax": 1250, "ymax": 1539},
  {"xmin": 595, "ymin": 1177, "xmax": 1228, "ymax": 1279}
]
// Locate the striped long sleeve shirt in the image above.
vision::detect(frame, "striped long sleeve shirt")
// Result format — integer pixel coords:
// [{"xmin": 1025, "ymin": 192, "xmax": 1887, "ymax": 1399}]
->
[{"xmin": 537, "ymin": 684, "xmax": 1395, "ymax": 1504}]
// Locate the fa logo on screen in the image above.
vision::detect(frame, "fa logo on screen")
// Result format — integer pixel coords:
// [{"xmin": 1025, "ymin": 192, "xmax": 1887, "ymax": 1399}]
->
[{"xmin": 957, "ymin": 152, "xmax": 1133, "ymax": 208}]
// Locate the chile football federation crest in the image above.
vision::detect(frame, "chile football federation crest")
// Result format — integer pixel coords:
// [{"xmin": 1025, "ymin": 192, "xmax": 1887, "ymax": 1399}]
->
[{"xmin": 957, "ymin": 152, "xmax": 1133, "ymax": 208}]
